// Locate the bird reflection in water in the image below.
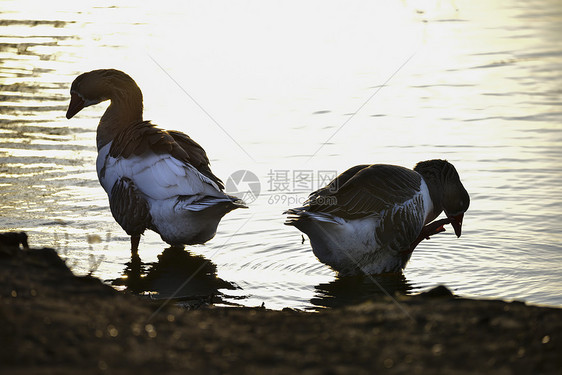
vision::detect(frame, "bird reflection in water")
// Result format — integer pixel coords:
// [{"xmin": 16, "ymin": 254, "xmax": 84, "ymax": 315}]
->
[
  {"xmin": 112, "ymin": 247, "xmax": 239, "ymax": 308},
  {"xmin": 311, "ymin": 272, "xmax": 413, "ymax": 309}
]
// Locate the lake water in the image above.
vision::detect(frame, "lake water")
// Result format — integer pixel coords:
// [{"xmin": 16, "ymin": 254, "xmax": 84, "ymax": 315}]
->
[{"xmin": 1, "ymin": 0, "xmax": 561, "ymax": 310}]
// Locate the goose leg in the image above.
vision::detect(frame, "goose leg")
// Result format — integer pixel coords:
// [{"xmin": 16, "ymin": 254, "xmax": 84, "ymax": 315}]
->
[{"xmin": 131, "ymin": 235, "xmax": 140, "ymax": 256}]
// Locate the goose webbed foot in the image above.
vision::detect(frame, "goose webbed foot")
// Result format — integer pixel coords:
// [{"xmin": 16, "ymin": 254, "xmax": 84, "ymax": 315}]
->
[
  {"xmin": 407, "ymin": 218, "xmax": 454, "ymax": 254},
  {"xmin": 421, "ymin": 218, "xmax": 453, "ymax": 240}
]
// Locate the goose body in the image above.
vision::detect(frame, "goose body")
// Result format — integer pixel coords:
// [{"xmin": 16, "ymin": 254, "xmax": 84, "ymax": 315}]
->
[
  {"xmin": 66, "ymin": 69, "xmax": 245, "ymax": 253},
  {"xmin": 285, "ymin": 161, "xmax": 469, "ymax": 275}
]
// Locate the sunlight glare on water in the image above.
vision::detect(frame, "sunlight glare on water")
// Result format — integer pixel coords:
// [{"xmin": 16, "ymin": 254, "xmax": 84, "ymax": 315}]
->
[{"xmin": 1, "ymin": 0, "xmax": 561, "ymax": 309}]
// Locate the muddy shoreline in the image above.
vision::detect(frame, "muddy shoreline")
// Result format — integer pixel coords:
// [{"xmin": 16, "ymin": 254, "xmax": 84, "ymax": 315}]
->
[{"xmin": 1, "ymin": 238, "xmax": 560, "ymax": 374}]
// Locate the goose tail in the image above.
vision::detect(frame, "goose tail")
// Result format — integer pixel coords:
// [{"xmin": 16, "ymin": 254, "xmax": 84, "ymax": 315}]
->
[{"xmin": 284, "ymin": 207, "xmax": 343, "ymax": 226}]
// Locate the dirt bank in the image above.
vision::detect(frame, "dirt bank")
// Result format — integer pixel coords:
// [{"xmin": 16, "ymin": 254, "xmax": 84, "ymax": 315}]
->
[{"xmin": 1, "ymin": 238, "xmax": 560, "ymax": 374}]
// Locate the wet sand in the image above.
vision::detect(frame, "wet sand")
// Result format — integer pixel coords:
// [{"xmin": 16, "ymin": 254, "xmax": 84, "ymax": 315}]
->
[{"xmin": 1, "ymin": 237, "xmax": 560, "ymax": 374}]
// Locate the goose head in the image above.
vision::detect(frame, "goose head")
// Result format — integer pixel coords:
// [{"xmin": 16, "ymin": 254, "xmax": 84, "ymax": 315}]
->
[
  {"xmin": 440, "ymin": 162, "xmax": 470, "ymax": 237},
  {"xmin": 66, "ymin": 69, "xmax": 142, "ymax": 119},
  {"xmin": 415, "ymin": 159, "xmax": 470, "ymax": 237}
]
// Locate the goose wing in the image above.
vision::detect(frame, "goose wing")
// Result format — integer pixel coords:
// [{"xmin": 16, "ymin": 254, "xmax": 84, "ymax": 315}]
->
[
  {"xmin": 167, "ymin": 130, "xmax": 224, "ymax": 190},
  {"xmin": 109, "ymin": 121, "xmax": 224, "ymax": 189},
  {"xmin": 307, "ymin": 164, "xmax": 422, "ymax": 219},
  {"xmin": 99, "ymin": 122, "xmax": 224, "ymax": 201},
  {"xmin": 305, "ymin": 164, "xmax": 370, "ymax": 203}
]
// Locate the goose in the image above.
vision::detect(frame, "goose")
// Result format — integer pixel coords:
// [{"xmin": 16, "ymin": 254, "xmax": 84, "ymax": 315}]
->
[
  {"xmin": 285, "ymin": 160, "xmax": 470, "ymax": 275},
  {"xmin": 66, "ymin": 69, "xmax": 246, "ymax": 255}
]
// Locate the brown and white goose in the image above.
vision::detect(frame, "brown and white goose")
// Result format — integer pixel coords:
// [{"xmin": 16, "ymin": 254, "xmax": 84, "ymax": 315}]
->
[
  {"xmin": 285, "ymin": 160, "xmax": 470, "ymax": 275},
  {"xmin": 66, "ymin": 69, "xmax": 246, "ymax": 255}
]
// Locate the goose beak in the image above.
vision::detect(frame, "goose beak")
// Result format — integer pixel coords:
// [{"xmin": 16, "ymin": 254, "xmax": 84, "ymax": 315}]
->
[
  {"xmin": 66, "ymin": 93, "xmax": 85, "ymax": 119},
  {"xmin": 449, "ymin": 213, "xmax": 464, "ymax": 238}
]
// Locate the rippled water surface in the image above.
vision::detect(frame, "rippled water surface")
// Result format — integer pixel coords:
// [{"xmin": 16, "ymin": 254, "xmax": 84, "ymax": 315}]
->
[{"xmin": 1, "ymin": 0, "xmax": 561, "ymax": 309}]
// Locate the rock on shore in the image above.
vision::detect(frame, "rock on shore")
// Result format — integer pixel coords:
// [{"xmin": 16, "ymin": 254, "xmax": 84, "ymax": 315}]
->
[{"xmin": 1, "ymin": 238, "xmax": 560, "ymax": 374}]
